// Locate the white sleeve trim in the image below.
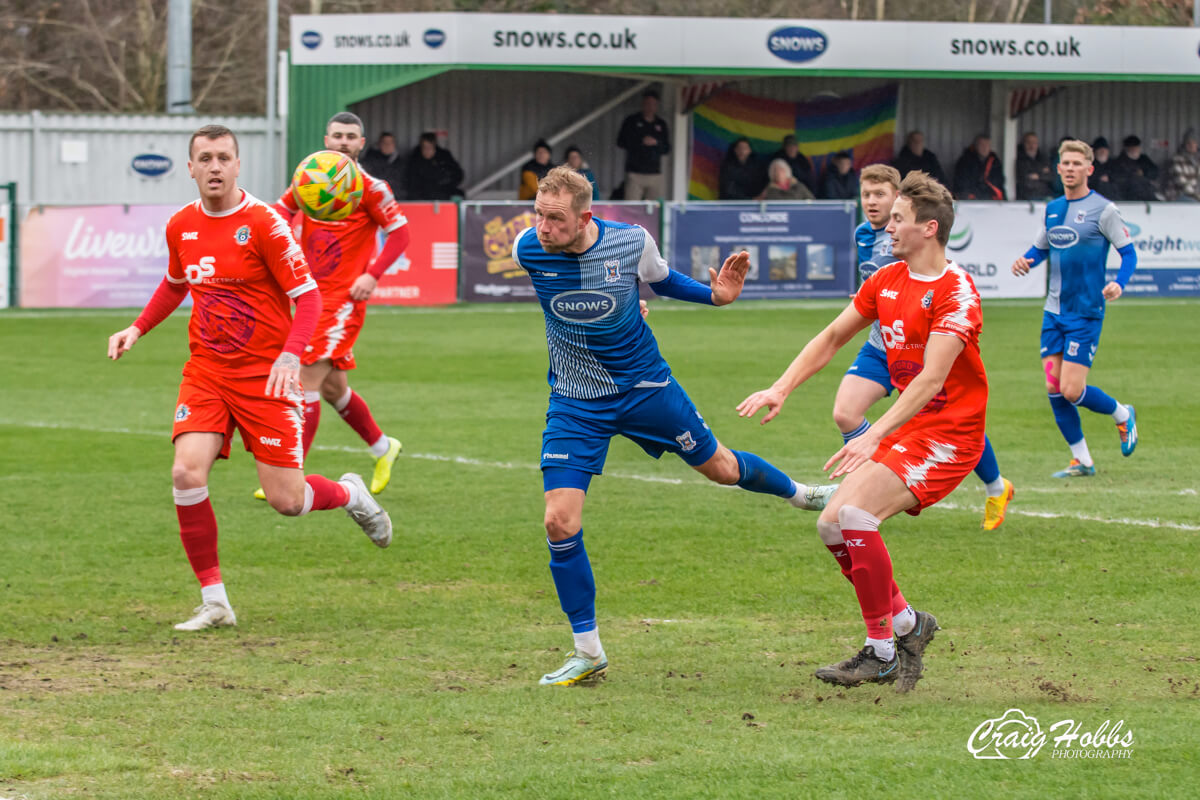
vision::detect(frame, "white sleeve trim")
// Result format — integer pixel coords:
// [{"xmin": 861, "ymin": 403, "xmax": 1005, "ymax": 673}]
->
[
  {"xmin": 637, "ymin": 228, "xmax": 669, "ymax": 283},
  {"xmin": 512, "ymin": 226, "xmax": 535, "ymax": 269},
  {"xmin": 166, "ymin": 275, "xmax": 187, "ymax": 284},
  {"xmin": 382, "ymin": 216, "xmax": 408, "ymax": 234},
  {"xmin": 287, "ymin": 279, "xmax": 318, "ymax": 299}
]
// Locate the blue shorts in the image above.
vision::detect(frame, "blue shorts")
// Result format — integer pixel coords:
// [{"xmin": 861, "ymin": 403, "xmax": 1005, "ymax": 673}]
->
[
  {"xmin": 1040, "ymin": 311, "xmax": 1102, "ymax": 367},
  {"xmin": 540, "ymin": 379, "xmax": 719, "ymax": 491},
  {"xmin": 844, "ymin": 340, "xmax": 893, "ymax": 395}
]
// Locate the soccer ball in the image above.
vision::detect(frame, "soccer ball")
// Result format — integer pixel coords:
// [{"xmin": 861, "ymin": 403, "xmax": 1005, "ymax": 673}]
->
[{"xmin": 290, "ymin": 150, "xmax": 364, "ymax": 221}]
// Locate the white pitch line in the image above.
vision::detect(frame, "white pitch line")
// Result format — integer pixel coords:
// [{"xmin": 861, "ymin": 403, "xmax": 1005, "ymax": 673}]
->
[{"xmin": 4, "ymin": 418, "xmax": 1197, "ymax": 531}]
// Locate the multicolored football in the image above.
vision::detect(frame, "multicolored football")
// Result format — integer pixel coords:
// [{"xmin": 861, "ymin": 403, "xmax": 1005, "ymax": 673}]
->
[{"xmin": 290, "ymin": 150, "xmax": 364, "ymax": 221}]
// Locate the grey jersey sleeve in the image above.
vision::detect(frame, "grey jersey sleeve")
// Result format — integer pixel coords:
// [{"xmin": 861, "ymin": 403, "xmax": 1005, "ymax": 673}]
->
[
  {"xmin": 1033, "ymin": 224, "xmax": 1049, "ymax": 250},
  {"xmin": 1099, "ymin": 203, "xmax": 1133, "ymax": 248},
  {"xmin": 637, "ymin": 227, "xmax": 670, "ymax": 283}
]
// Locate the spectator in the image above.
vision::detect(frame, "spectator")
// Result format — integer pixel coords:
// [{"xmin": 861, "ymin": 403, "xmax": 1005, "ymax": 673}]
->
[
  {"xmin": 359, "ymin": 131, "xmax": 405, "ymax": 199},
  {"xmin": 892, "ymin": 130, "xmax": 948, "ymax": 186},
  {"xmin": 819, "ymin": 150, "xmax": 859, "ymax": 200},
  {"xmin": 770, "ymin": 135, "xmax": 817, "ymax": 194},
  {"xmin": 616, "ymin": 88, "xmax": 671, "ymax": 200},
  {"xmin": 759, "ymin": 159, "xmax": 815, "ymax": 200},
  {"xmin": 519, "ymin": 139, "xmax": 554, "ymax": 200},
  {"xmin": 953, "ymin": 134, "xmax": 1006, "ymax": 200},
  {"xmin": 1015, "ymin": 131, "xmax": 1054, "ymax": 200},
  {"xmin": 405, "ymin": 132, "xmax": 464, "ymax": 201},
  {"xmin": 1091, "ymin": 137, "xmax": 1117, "ymax": 198},
  {"xmin": 1166, "ymin": 129, "xmax": 1200, "ymax": 202},
  {"xmin": 1111, "ymin": 135, "xmax": 1160, "ymax": 201},
  {"xmin": 719, "ymin": 138, "xmax": 764, "ymax": 200},
  {"xmin": 564, "ymin": 145, "xmax": 600, "ymax": 201}
]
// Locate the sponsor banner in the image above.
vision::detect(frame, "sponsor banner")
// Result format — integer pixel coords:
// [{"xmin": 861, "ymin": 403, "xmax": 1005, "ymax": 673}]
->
[
  {"xmin": 0, "ymin": 190, "xmax": 9, "ymax": 306},
  {"xmin": 367, "ymin": 202, "xmax": 459, "ymax": 306},
  {"xmin": 20, "ymin": 204, "xmax": 177, "ymax": 308},
  {"xmin": 948, "ymin": 202, "xmax": 1048, "ymax": 299},
  {"xmin": 459, "ymin": 202, "xmax": 661, "ymax": 303},
  {"xmin": 1106, "ymin": 203, "xmax": 1200, "ymax": 297},
  {"xmin": 666, "ymin": 201, "xmax": 856, "ymax": 300},
  {"xmin": 291, "ymin": 13, "xmax": 1200, "ymax": 77}
]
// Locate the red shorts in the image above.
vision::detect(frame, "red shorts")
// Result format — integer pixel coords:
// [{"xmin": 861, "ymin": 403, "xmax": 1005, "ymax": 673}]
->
[
  {"xmin": 872, "ymin": 426, "xmax": 985, "ymax": 515},
  {"xmin": 172, "ymin": 369, "xmax": 304, "ymax": 469},
  {"xmin": 302, "ymin": 298, "xmax": 364, "ymax": 370}
]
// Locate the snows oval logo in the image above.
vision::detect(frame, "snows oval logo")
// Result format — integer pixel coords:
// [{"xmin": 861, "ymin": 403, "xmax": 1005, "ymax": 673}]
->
[
  {"xmin": 301, "ymin": 31, "xmax": 322, "ymax": 49},
  {"xmin": 1047, "ymin": 225, "xmax": 1080, "ymax": 248},
  {"xmin": 550, "ymin": 291, "xmax": 617, "ymax": 323},
  {"xmin": 424, "ymin": 28, "xmax": 446, "ymax": 48},
  {"xmin": 767, "ymin": 26, "xmax": 827, "ymax": 63}
]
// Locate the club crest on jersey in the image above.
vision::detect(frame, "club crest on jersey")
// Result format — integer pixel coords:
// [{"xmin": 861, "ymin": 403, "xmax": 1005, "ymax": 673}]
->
[
  {"xmin": 921, "ymin": 290, "xmax": 934, "ymax": 309},
  {"xmin": 675, "ymin": 431, "xmax": 697, "ymax": 452},
  {"xmin": 175, "ymin": 404, "xmax": 190, "ymax": 422},
  {"xmin": 234, "ymin": 225, "xmax": 252, "ymax": 246},
  {"xmin": 1075, "ymin": 210, "xmax": 1087, "ymax": 223},
  {"xmin": 603, "ymin": 260, "xmax": 620, "ymax": 283}
]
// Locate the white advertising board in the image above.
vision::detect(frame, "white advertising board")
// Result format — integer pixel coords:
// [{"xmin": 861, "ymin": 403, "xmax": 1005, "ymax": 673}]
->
[{"xmin": 947, "ymin": 202, "xmax": 1047, "ymax": 300}]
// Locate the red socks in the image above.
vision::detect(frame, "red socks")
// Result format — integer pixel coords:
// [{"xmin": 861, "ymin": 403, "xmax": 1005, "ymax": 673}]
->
[
  {"xmin": 838, "ymin": 506, "xmax": 895, "ymax": 640},
  {"xmin": 336, "ymin": 390, "xmax": 383, "ymax": 447},
  {"xmin": 825, "ymin": 544, "xmax": 853, "ymax": 581},
  {"xmin": 305, "ymin": 475, "xmax": 350, "ymax": 510},
  {"xmin": 174, "ymin": 487, "xmax": 220, "ymax": 586},
  {"xmin": 302, "ymin": 393, "xmax": 321, "ymax": 459}
]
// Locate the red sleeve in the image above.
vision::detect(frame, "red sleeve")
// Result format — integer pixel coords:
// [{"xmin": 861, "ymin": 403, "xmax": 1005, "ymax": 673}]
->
[
  {"xmin": 930, "ymin": 270, "xmax": 982, "ymax": 343},
  {"xmin": 276, "ymin": 187, "xmax": 299, "ymax": 216},
  {"xmin": 367, "ymin": 225, "xmax": 412, "ymax": 279},
  {"xmin": 282, "ymin": 286, "xmax": 321, "ymax": 357},
  {"xmin": 852, "ymin": 269, "xmax": 881, "ymax": 320},
  {"xmin": 258, "ymin": 206, "xmax": 317, "ymax": 298},
  {"xmin": 363, "ymin": 176, "xmax": 408, "ymax": 233},
  {"xmin": 133, "ymin": 277, "xmax": 189, "ymax": 334}
]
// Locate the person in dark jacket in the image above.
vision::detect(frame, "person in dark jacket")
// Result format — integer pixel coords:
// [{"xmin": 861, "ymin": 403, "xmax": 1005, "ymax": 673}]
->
[
  {"xmin": 519, "ymin": 139, "xmax": 554, "ymax": 200},
  {"xmin": 359, "ymin": 131, "xmax": 405, "ymax": 199},
  {"xmin": 819, "ymin": 150, "xmax": 859, "ymax": 200},
  {"xmin": 405, "ymin": 132, "xmax": 464, "ymax": 200},
  {"xmin": 719, "ymin": 138, "xmax": 764, "ymax": 200},
  {"xmin": 1015, "ymin": 131, "xmax": 1054, "ymax": 200},
  {"xmin": 1090, "ymin": 137, "xmax": 1118, "ymax": 198},
  {"xmin": 1111, "ymin": 135, "xmax": 1161, "ymax": 201},
  {"xmin": 891, "ymin": 130, "xmax": 948, "ymax": 186},
  {"xmin": 616, "ymin": 89, "xmax": 671, "ymax": 199},
  {"xmin": 953, "ymin": 134, "xmax": 1006, "ymax": 200},
  {"xmin": 769, "ymin": 135, "xmax": 817, "ymax": 194}
]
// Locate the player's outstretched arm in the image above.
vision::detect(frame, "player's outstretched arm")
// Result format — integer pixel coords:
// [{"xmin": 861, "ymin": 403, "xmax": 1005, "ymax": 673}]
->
[
  {"xmin": 1012, "ymin": 245, "xmax": 1048, "ymax": 276},
  {"xmin": 107, "ymin": 326, "xmax": 141, "ymax": 361},
  {"xmin": 738, "ymin": 303, "xmax": 871, "ymax": 424},
  {"xmin": 709, "ymin": 250, "xmax": 751, "ymax": 306}
]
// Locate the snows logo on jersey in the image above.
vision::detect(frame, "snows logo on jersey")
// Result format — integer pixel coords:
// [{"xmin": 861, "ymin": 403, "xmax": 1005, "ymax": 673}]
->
[
  {"xmin": 185, "ymin": 256, "xmax": 216, "ymax": 284},
  {"xmin": 550, "ymin": 291, "xmax": 618, "ymax": 323},
  {"xmin": 1047, "ymin": 226, "xmax": 1080, "ymax": 248},
  {"xmin": 603, "ymin": 260, "xmax": 621, "ymax": 283},
  {"xmin": 234, "ymin": 225, "xmax": 252, "ymax": 246}
]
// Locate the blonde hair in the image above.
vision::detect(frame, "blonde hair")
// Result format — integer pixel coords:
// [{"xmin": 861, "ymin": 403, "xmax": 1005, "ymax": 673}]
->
[
  {"xmin": 860, "ymin": 164, "xmax": 901, "ymax": 190},
  {"xmin": 537, "ymin": 166, "xmax": 593, "ymax": 212},
  {"xmin": 1058, "ymin": 139, "xmax": 1094, "ymax": 163},
  {"xmin": 768, "ymin": 159, "xmax": 793, "ymax": 181},
  {"xmin": 898, "ymin": 171, "xmax": 955, "ymax": 246}
]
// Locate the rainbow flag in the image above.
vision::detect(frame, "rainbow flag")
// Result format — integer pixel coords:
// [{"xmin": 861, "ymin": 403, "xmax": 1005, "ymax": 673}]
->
[{"xmin": 690, "ymin": 84, "xmax": 898, "ymax": 200}]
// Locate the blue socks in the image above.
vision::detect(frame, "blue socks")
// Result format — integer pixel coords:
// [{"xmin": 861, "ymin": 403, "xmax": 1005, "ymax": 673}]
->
[
  {"xmin": 547, "ymin": 530, "xmax": 596, "ymax": 633},
  {"xmin": 973, "ymin": 436, "xmax": 1000, "ymax": 484},
  {"xmin": 842, "ymin": 419, "xmax": 871, "ymax": 444},
  {"xmin": 1049, "ymin": 392, "xmax": 1084, "ymax": 445},
  {"xmin": 731, "ymin": 449, "xmax": 796, "ymax": 498},
  {"xmin": 1073, "ymin": 386, "xmax": 1118, "ymax": 415}
]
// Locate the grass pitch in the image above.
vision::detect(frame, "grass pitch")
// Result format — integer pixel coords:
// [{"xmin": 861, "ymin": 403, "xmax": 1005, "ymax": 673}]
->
[{"xmin": 1, "ymin": 299, "xmax": 1197, "ymax": 799}]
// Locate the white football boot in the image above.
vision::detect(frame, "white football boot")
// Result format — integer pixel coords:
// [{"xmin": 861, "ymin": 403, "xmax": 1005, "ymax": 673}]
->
[
  {"xmin": 174, "ymin": 601, "xmax": 237, "ymax": 631},
  {"xmin": 340, "ymin": 472, "xmax": 393, "ymax": 548}
]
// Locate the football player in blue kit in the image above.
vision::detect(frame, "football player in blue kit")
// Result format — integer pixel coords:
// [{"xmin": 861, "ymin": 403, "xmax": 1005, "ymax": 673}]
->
[
  {"xmin": 835, "ymin": 165, "xmax": 1013, "ymax": 530},
  {"xmin": 517, "ymin": 167, "xmax": 837, "ymax": 686},
  {"xmin": 1012, "ymin": 139, "xmax": 1138, "ymax": 477}
]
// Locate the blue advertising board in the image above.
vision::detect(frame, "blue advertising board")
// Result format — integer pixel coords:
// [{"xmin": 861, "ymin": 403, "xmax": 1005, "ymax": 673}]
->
[{"xmin": 664, "ymin": 201, "xmax": 857, "ymax": 299}]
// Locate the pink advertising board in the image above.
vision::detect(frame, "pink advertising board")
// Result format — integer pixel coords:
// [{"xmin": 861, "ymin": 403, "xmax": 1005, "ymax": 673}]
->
[{"xmin": 21, "ymin": 205, "xmax": 178, "ymax": 308}]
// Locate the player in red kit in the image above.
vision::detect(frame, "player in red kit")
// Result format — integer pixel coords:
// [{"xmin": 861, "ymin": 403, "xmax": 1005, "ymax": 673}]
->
[
  {"xmin": 108, "ymin": 124, "xmax": 393, "ymax": 631},
  {"xmin": 259, "ymin": 111, "xmax": 410, "ymax": 499},
  {"xmin": 739, "ymin": 171, "xmax": 986, "ymax": 692}
]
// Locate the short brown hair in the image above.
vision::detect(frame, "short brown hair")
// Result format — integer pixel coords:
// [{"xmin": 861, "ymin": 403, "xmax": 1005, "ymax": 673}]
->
[
  {"xmin": 899, "ymin": 171, "xmax": 955, "ymax": 246},
  {"xmin": 537, "ymin": 166, "xmax": 593, "ymax": 213},
  {"xmin": 189, "ymin": 124, "xmax": 238, "ymax": 158},
  {"xmin": 1058, "ymin": 139, "xmax": 1094, "ymax": 163},
  {"xmin": 860, "ymin": 164, "xmax": 901, "ymax": 190}
]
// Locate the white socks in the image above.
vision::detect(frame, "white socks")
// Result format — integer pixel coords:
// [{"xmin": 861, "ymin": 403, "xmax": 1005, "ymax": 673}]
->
[
  {"xmin": 1112, "ymin": 404, "xmax": 1130, "ymax": 424},
  {"xmin": 786, "ymin": 480, "xmax": 810, "ymax": 508},
  {"xmin": 201, "ymin": 583, "xmax": 230, "ymax": 608},
  {"xmin": 368, "ymin": 434, "xmax": 391, "ymax": 459},
  {"xmin": 984, "ymin": 477, "xmax": 1007, "ymax": 497},
  {"xmin": 1069, "ymin": 439, "xmax": 1094, "ymax": 467},
  {"xmin": 867, "ymin": 636, "xmax": 895, "ymax": 661},
  {"xmin": 573, "ymin": 628, "xmax": 603, "ymax": 659},
  {"xmin": 893, "ymin": 605, "xmax": 916, "ymax": 637}
]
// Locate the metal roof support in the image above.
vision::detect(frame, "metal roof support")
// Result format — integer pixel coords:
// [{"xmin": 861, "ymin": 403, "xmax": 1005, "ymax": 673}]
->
[{"xmin": 464, "ymin": 79, "xmax": 652, "ymax": 198}]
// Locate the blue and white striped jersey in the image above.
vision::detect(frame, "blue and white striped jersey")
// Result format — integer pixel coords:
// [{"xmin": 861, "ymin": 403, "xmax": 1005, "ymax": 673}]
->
[
  {"xmin": 854, "ymin": 221, "xmax": 895, "ymax": 351},
  {"xmin": 1034, "ymin": 190, "xmax": 1132, "ymax": 319},
  {"xmin": 513, "ymin": 219, "xmax": 672, "ymax": 399}
]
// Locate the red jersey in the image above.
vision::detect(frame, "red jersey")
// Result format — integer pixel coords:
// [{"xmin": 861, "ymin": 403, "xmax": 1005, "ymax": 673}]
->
[
  {"xmin": 278, "ymin": 170, "xmax": 408, "ymax": 302},
  {"xmin": 166, "ymin": 191, "xmax": 317, "ymax": 379},
  {"xmin": 853, "ymin": 260, "xmax": 988, "ymax": 441}
]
